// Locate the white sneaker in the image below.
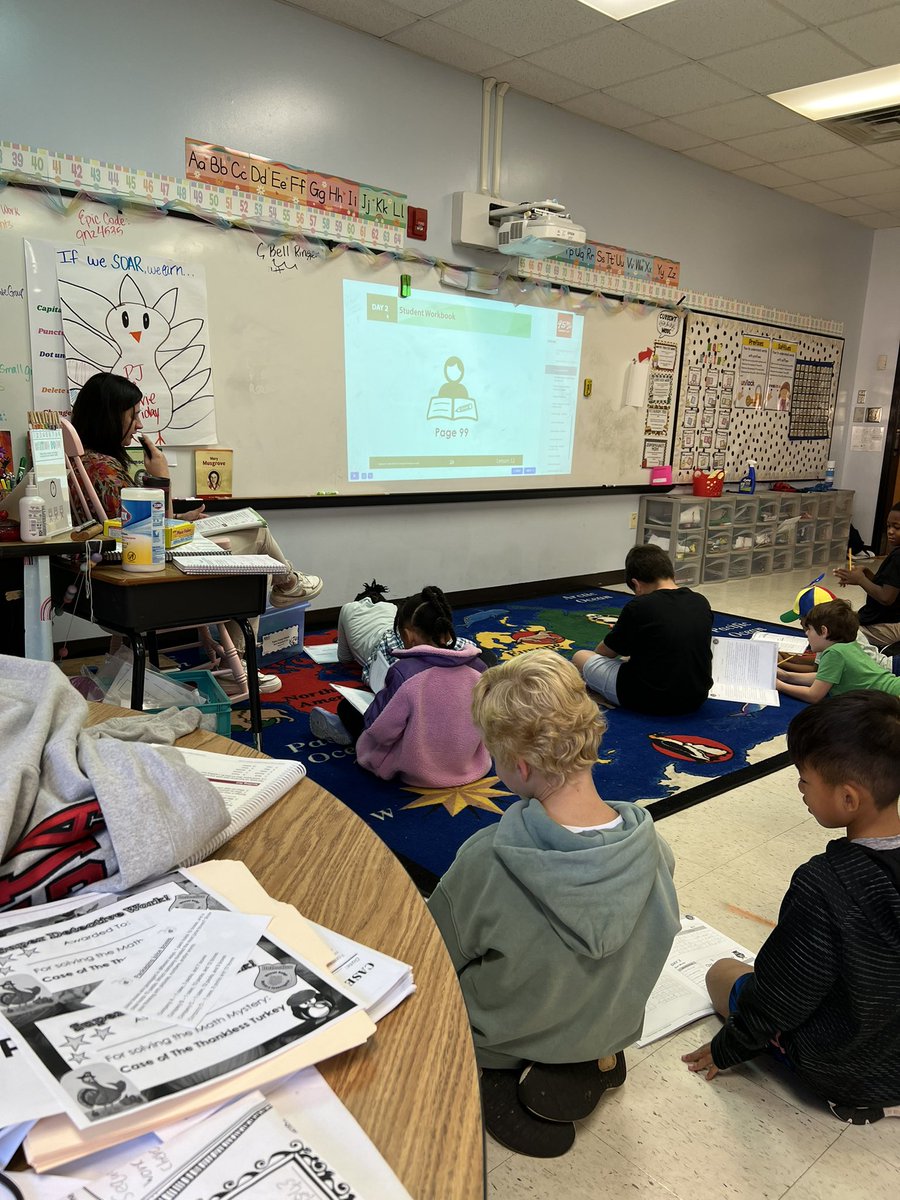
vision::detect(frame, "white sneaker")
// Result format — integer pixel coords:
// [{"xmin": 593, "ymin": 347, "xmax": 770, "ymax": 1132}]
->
[
  {"xmin": 309, "ymin": 706, "xmax": 352, "ymax": 746},
  {"xmin": 270, "ymin": 571, "xmax": 324, "ymax": 606},
  {"xmin": 221, "ymin": 671, "xmax": 282, "ymax": 696}
]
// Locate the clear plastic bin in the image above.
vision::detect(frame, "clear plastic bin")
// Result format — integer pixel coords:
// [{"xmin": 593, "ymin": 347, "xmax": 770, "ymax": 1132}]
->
[
  {"xmin": 707, "ymin": 497, "xmax": 735, "ymax": 529},
  {"xmin": 702, "ymin": 554, "xmax": 730, "ymax": 583},
  {"xmin": 729, "ymin": 552, "xmax": 752, "ymax": 579},
  {"xmin": 756, "ymin": 497, "xmax": 780, "ymax": 525},
  {"xmin": 733, "ymin": 499, "xmax": 758, "ymax": 527},
  {"xmin": 816, "ymin": 493, "xmax": 836, "ymax": 520},
  {"xmin": 751, "ymin": 549, "xmax": 774, "ymax": 575},
  {"xmin": 773, "ymin": 549, "xmax": 794, "ymax": 572},
  {"xmin": 815, "ymin": 519, "xmax": 833, "ymax": 543},
  {"xmin": 794, "ymin": 545, "xmax": 814, "ymax": 570},
  {"xmin": 674, "ymin": 560, "xmax": 701, "ymax": 587}
]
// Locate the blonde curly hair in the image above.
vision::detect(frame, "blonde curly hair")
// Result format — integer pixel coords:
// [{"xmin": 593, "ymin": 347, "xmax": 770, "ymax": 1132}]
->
[{"xmin": 471, "ymin": 650, "xmax": 606, "ymax": 786}]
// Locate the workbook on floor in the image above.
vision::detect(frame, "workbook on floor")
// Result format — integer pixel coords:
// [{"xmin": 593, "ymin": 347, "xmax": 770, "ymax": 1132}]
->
[
  {"xmin": 168, "ymin": 746, "xmax": 306, "ymax": 865},
  {"xmin": 332, "ymin": 684, "xmax": 376, "ymax": 714},
  {"xmin": 174, "ymin": 553, "xmax": 292, "ymax": 576},
  {"xmin": 637, "ymin": 914, "xmax": 757, "ymax": 1047},
  {"xmin": 709, "ymin": 635, "xmax": 779, "ymax": 707},
  {"xmin": 193, "ymin": 507, "xmax": 267, "ymax": 537}
]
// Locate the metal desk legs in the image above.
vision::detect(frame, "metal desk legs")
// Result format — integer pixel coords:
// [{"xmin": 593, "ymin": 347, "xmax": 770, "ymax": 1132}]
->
[
  {"xmin": 23, "ymin": 556, "xmax": 54, "ymax": 661},
  {"xmin": 127, "ymin": 622, "xmax": 263, "ymax": 753},
  {"xmin": 238, "ymin": 617, "xmax": 263, "ymax": 753}
]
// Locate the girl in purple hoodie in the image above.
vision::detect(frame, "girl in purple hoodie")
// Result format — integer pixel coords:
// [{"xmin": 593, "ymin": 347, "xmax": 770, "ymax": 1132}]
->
[{"xmin": 311, "ymin": 586, "xmax": 491, "ymax": 788}]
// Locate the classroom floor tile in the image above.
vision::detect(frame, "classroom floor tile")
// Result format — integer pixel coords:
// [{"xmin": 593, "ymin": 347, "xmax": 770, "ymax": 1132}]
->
[{"xmin": 486, "ymin": 566, "xmax": 899, "ymax": 1200}]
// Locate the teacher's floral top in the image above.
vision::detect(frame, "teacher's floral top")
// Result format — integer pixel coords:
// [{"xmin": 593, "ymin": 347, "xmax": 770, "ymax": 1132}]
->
[{"xmin": 72, "ymin": 451, "xmax": 133, "ymax": 523}]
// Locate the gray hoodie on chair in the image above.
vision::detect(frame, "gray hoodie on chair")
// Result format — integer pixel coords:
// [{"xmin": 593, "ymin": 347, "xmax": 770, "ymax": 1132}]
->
[
  {"xmin": 428, "ymin": 798, "xmax": 680, "ymax": 1069},
  {"xmin": 0, "ymin": 655, "xmax": 228, "ymax": 910}
]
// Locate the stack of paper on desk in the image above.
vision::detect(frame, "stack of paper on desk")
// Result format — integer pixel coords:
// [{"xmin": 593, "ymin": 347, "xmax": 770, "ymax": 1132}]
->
[
  {"xmin": 637, "ymin": 914, "xmax": 756, "ymax": 1046},
  {"xmin": 16, "ymin": 860, "xmax": 375, "ymax": 1172},
  {"xmin": 311, "ymin": 922, "xmax": 415, "ymax": 1022}
]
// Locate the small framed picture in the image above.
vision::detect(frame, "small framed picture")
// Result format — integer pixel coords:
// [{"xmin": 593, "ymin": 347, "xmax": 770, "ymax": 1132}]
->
[
  {"xmin": 684, "ymin": 411, "xmax": 697, "ymax": 429},
  {"xmin": 688, "ymin": 366, "xmax": 701, "ymax": 388},
  {"xmin": 866, "ymin": 407, "xmax": 883, "ymax": 422},
  {"xmin": 700, "ymin": 432, "xmax": 713, "ymax": 449},
  {"xmin": 681, "ymin": 430, "xmax": 696, "ymax": 449},
  {"xmin": 679, "ymin": 451, "xmax": 694, "ymax": 471},
  {"xmin": 701, "ymin": 410, "xmax": 716, "ymax": 429},
  {"xmin": 705, "ymin": 370, "xmax": 719, "ymax": 389},
  {"xmin": 715, "ymin": 433, "xmax": 728, "ymax": 451},
  {"xmin": 712, "ymin": 451, "xmax": 726, "ymax": 470},
  {"xmin": 721, "ymin": 369, "xmax": 735, "ymax": 391},
  {"xmin": 696, "ymin": 452, "xmax": 710, "ymax": 470},
  {"xmin": 703, "ymin": 389, "xmax": 719, "ymax": 409},
  {"xmin": 717, "ymin": 411, "xmax": 731, "ymax": 430},
  {"xmin": 720, "ymin": 391, "xmax": 733, "ymax": 409},
  {"xmin": 685, "ymin": 388, "xmax": 700, "ymax": 409}
]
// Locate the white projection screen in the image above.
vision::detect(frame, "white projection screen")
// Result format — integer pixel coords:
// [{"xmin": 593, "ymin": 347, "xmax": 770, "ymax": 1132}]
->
[{"xmin": 0, "ymin": 186, "xmax": 684, "ymax": 497}]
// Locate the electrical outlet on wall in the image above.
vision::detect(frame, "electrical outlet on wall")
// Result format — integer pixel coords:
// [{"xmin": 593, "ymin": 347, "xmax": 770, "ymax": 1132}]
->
[{"xmin": 630, "ymin": 512, "xmax": 638, "ymax": 528}]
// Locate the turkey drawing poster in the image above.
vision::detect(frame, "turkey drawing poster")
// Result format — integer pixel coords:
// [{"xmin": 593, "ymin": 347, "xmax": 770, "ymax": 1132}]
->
[{"xmin": 24, "ymin": 237, "xmax": 217, "ymax": 446}]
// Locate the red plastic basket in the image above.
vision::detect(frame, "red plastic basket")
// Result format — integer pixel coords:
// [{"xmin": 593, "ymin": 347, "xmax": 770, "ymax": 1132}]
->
[{"xmin": 692, "ymin": 470, "xmax": 724, "ymax": 497}]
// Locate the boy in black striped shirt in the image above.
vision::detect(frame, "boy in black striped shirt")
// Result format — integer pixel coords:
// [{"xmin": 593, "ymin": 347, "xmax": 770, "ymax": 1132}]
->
[{"xmin": 683, "ymin": 691, "xmax": 900, "ymax": 1123}]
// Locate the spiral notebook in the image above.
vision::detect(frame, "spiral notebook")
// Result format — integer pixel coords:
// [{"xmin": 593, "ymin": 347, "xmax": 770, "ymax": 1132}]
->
[
  {"xmin": 170, "ymin": 745, "xmax": 307, "ymax": 866},
  {"xmin": 174, "ymin": 553, "xmax": 292, "ymax": 575}
]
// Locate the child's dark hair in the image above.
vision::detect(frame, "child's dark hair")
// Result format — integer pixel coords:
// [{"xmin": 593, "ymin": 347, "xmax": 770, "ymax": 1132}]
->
[
  {"xmin": 787, "ymin": 690, "xmax": 900, "ymax": 810},
  {"xmin": 355, "ymin": 579, "xmax": 390, "ymax": 603},
  {"xmin": 395, "ymin": 585, "xmax": 455, "ymax": 647},
  {"xmin": 802, "ymin": 599, "xmax": 858, "ymax": 643},
  {"xmin": 625, "ymin": 543, "xmax": 675, "ymax": 586},
  {"xmin": 71, "ymin": 373, "xmax": 143, "ymax": 469}
]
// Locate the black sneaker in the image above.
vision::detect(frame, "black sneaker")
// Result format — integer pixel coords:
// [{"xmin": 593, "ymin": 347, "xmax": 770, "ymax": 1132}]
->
[
  {"xmin": 480, "ymin": 1068, "xmax": 575, "ymax": 1158},
  {"xmin": 518, "ymin": 1052, "xmax": 627, "ymax": 1122},
  {"xmin": 828, "ymin": 1100, "xmax": 900, "ymax": 1124}
]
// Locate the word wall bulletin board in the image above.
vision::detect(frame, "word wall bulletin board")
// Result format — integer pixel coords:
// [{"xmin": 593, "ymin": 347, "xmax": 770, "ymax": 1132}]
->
[{"xmin": 673, "ymin": 313, "xmax": 844, "ymax": 484}]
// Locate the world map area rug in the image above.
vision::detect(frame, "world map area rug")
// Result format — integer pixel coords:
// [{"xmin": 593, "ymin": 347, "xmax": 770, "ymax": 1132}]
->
[{"xmin": 227, "ymin": 588, "xmax": 806, "ymax": 881}]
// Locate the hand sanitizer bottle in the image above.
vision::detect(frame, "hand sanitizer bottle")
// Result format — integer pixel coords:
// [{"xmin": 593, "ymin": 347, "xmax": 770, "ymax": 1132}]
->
[{"xmin": 19, "ymin": 473, "xmax": 48, "ymax": 542}]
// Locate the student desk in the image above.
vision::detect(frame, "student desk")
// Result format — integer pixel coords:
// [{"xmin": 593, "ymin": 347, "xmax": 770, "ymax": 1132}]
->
[
  {"xmin": 84, "ymin": 703, "xmax": 486, "ymax": 1199},
  {"xmin": 55, "ymin": 560, "xmax": 268, "ymax": 751},
  {"xmin": 0, "ymin": 531, "xmax": 102, "ymax": 659}
]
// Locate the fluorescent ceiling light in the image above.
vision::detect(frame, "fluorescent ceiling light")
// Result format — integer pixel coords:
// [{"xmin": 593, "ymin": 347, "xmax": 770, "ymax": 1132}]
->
[
  {"xmin": 575, "ymin": 0, "xmax": 678, "ymax": 18},
  {"xmin": 770, "ymin": 64, "xmax": 900, "ymax": 121}
]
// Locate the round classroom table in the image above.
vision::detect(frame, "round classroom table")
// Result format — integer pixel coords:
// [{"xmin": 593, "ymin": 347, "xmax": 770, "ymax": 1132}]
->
[{"xmin": 85, "ymin": 702, "xmax": 485, "ymax": 1199}]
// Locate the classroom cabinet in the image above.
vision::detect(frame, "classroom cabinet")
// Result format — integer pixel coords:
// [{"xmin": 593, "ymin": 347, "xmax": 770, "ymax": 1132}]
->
[{"xmin": 637, "ymin": 490, "xmax": 854, "ymax": 584}]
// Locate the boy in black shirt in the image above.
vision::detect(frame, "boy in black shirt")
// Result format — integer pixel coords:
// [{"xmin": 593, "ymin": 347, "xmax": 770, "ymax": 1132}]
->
[
  {"xmin": 683, "ymin": 691, "xmax": 900, "ymax": 1123},
  {"xmin": 834, "ymin": 501, "xmax": 900, "ymax": 651},
  {"xmin": 572, "ymin": 544, "xmax": 713, "ymax": 715}
]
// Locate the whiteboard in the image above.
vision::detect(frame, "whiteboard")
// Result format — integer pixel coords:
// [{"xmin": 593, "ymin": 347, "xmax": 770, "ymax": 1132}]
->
[{"xmin": 0, "ymin": 185, "xmax": 685, "ymax": 497}]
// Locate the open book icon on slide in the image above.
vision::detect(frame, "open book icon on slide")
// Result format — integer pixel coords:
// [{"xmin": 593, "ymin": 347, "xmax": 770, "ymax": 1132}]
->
[{"xmin": 427, "ymin": 356, "xmax": 478, "ymax": 421}]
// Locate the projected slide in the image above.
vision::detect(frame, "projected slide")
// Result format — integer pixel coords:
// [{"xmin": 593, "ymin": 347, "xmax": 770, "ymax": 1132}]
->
[{"xmin": 343, "ymin": 281, "xmax": 584, "ymax": 483}]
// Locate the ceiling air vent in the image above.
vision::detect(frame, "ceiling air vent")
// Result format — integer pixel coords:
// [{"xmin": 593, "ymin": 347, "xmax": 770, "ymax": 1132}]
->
[{"xmin": 821, "ymin": 104, "xmax": 900, "ymax": 146}]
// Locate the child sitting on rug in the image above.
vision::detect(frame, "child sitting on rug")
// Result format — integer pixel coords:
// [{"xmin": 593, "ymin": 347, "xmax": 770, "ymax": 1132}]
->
[
  {"xmin": 683, "ymin": 690, "xmax": 900, "ymax": 1125},
  {"xmin": 834, "ymin": 501, "xmax": 900, "ymax": 652},
  {"xmin": 428, "ymin": 651, "xmax": 679, "ymax": 1158},
  {"xmin": 572, "ymin": 543, "xmax": 713, "ymax": 715},
  {"xmin": 777, "ymin": 600, "xmax": 900, "ymax": 704},
  {"xmin": 311, "ymin": 585, "xmax": 491, "ymax": 788}
]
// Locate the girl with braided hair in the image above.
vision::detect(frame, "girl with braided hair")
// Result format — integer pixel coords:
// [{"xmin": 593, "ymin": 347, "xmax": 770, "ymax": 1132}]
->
[{"xmin": 311, "ymin": 585, "xmax": 491, "ymax": 788}]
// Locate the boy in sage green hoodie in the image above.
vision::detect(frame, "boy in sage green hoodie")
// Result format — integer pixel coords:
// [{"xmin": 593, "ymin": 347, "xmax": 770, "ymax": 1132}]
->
[{"xmin": 427, "ymin": 650, "xmax": 679, "ymax": 1159}]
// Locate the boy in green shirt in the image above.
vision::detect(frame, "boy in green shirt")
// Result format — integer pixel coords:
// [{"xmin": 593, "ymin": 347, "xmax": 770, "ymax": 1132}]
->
[{"xmin": 777, "ymin": 599, "xmax": 900, "ymax": 704}]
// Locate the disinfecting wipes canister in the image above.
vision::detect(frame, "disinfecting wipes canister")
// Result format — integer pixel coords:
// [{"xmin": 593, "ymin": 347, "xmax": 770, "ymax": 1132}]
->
[{"xmin": 120, "ymin": 487, "xmax": 166, "ymax": 572}]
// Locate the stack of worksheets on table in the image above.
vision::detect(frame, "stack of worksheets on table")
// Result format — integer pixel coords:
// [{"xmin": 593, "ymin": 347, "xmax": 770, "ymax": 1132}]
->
[{"xmin": 0, "ymin": 860, "xmax": 415, "ymax": 1198}]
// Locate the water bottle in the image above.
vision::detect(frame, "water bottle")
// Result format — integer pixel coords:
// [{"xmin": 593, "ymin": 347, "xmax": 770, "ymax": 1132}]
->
[{"xmin": 824, "ymin": 461, "xmax": 835, "ymax": 489}]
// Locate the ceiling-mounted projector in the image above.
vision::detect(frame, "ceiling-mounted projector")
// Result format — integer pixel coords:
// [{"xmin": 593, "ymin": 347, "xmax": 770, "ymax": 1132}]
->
[{"xmin": 496, "ymin": 207, "xmax": 586, "ymax": 258}]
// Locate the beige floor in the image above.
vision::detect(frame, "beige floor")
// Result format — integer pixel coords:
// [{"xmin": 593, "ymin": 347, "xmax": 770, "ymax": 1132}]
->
[{"xmin": 487, "ymin": 566, "xmax": 899, "ymax": 1200}]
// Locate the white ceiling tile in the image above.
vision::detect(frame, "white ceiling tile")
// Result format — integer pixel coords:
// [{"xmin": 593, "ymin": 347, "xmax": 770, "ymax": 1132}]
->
[
  {"xmin": 681, "ymin": 142, "xmax": 762, "ymax": 171},
  {"xmin": 624, "ymin": 0, "xmax": 805, "ymax": 60},
  {"xmin": 855, "ymin": 211, "xmax": 900, "ymax": 227},
  {"xmin": 728, "ymin": 123, "xmax": 850, "ymax": 161},
  {"xmin": 776, "ymin": 1, "xmax": 898, "ymax": 22},
  {"xmin": 673, "ymin": 96, "xmax": 807, "ymax": 141},
  {"xmin": 387, "ymin": 19, "xmax": 509, "ymax": 72},
  {"xmin": 732, "ymin": 163, "xmax": 806, "ymax": 188},
  {"xmin": 777, "ymin": 147, "xmax": 894, "ymax": 180},
  {"xmin": 527, "ymin": 25, "xmax": 686, "ymax": 91},
  {"xmin": 386, "ymin": 0, "xmax": 463, "ymax": 14},
  {"xmin": 856, "ymin": 187, "xmax": 900, "ymax": 209},
  {"xmin": 703, "ymin": 30, "xmax": 869, "ymax": 93},
  {"xmin": 628, "ymin": 120, "xmax": 714, "ymax": 151},
  {"xmin": 603, "ymin": 63, "xmax": 750, "ymax": 118},
  {"xmin": 865, "ymin": 140, "xmax": 900, "ymax": 165},
  {"xmin": 279, "ymin": 0, "xmax": 415, "ymax": 37},
  {"xmin": 825, "ymin": 166, "xmax": 900, "ymax": 195},
  {"xmin": 777, "ymin": 181, "xmax": 841, "ymax": 202},
  {"xmin": 560, "ymin": 91, "xmax": 653, "ymax": 128},
  {"xmin": 822, "ymin": 8, "xmax": 900, "ymax": 67},
  {"xmin": 818, "ymin": 197, "xmax": 880, "ymax": 216},
  {"xmin": 435, "ymin": 0, "xmax": 608, "ymax": 58},
  {"xmin": 486, "ymin": 60, "xmax": 591, "ymax": 104}
]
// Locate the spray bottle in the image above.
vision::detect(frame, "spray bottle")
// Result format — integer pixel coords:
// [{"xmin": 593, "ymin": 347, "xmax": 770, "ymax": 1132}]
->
[{"xmin": 738, "ymin": 460, "xmax": 757, "ymax": 495}]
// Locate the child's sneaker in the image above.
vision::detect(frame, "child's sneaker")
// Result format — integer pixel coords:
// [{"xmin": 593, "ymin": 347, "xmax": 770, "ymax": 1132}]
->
[
  {"xmin": 480, "ymin": 1068, "xmax": 575, "ymax": 1158},
  {"xmin": 828, "ymin": 1100, "xmax": 900, "ymax": 1124},
  {"xmin": 309, "ymin": 707, "xmax": 352, "ymax": 746},
  {"xmin": 518, "ymin": 1052, "xmax": 627, "ymax": 1122}
]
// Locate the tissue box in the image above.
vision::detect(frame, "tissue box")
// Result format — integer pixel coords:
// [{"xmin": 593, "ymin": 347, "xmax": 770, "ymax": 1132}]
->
[
  {"xmin": 165, "ymin": 519, "xmax": 194, "ymax": 549},
  {"xmin": 256, "ymin": 600, "xmax": 309, "ymax": 665}
]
